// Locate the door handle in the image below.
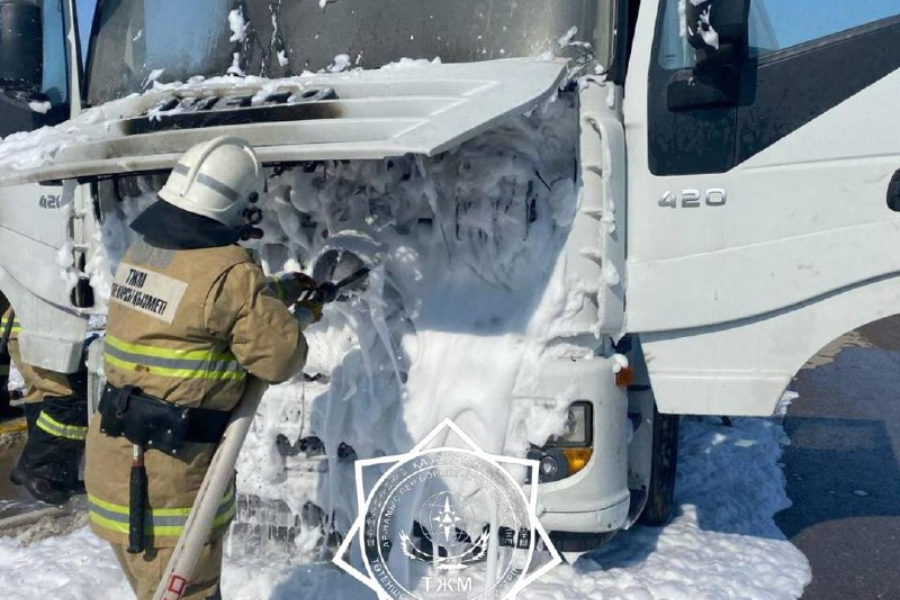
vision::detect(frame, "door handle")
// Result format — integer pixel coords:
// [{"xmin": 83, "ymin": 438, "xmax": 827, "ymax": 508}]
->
[{"xmin": 889, "ymin": 169, "xmax": 900, "ymax": 212}]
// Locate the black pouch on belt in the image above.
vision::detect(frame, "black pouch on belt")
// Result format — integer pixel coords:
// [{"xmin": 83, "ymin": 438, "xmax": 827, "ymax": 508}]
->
[
  {"xmin": 98, "ymin": 385, "xmax": 190, "ymax": 455},
  {"xmin": 98, "ymin": 385, "xmax": 230, "ymax": 455}
]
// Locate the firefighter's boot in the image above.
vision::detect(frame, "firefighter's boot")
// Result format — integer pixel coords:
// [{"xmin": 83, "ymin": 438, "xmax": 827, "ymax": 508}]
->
[{"xmin": 11, "ymin": 396, "xmax": 88, "ymax": 505}]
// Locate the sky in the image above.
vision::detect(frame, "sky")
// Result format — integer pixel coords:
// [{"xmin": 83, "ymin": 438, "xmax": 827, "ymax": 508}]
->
[{"xmin": 75, "ymin": 0, "xmax": 95, "ymax": 51}]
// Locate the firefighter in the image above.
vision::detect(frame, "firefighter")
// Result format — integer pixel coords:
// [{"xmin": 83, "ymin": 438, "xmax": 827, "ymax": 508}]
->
[
  {"xmin": 0, "ymin": 296, "xmax": 19, "ymax": 421},
  {"xmin": 85, "ymin": 137, "xmax": 320, "ymax": 600},
  {"xmin": 2, "ymin": 301, "xmax": 89, "ymax": 506}
]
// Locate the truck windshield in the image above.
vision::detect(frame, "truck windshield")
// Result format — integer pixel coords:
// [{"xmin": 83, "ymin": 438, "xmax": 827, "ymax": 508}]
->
[{"xmin": 85, "ymin": 0, "xmax": 614, "ymax": 107}]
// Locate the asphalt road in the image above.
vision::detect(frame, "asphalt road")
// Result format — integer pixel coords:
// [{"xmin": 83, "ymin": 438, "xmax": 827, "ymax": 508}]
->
[{"xmin": 776, "ymin": 316, "xmax": 900, "ymax": 600}]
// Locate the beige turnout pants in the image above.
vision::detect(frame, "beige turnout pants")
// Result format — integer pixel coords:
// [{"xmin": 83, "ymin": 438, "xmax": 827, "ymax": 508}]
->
[{"xmin": 110, "ymin": 538, "xmax": 224, "ymax": 600}]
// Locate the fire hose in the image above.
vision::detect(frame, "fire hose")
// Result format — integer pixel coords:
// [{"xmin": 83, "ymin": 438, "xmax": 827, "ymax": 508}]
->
[{"xmin": 151, "ymin": 377, "xmax": 268, "ymax": 600}]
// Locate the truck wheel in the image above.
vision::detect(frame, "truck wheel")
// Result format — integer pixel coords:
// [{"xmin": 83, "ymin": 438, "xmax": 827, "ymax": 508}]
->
[{"xmin": 638, "ymin": 407, "xmax": 680, "ymax": 527}]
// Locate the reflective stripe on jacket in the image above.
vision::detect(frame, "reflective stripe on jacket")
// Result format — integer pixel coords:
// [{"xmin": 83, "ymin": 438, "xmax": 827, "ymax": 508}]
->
[{"xmin": 104, "ymin": 335, "xmax": 246, "ymax": 382}]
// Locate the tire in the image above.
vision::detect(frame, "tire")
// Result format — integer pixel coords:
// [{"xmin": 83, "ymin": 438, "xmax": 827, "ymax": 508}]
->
[{"xmin": 638, "ymin": 406, "xmax": 680, "ymax": 527}]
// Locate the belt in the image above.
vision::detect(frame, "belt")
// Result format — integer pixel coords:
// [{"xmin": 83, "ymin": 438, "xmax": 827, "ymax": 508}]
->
[{"xmin": 98, "ymin": 384, "xmax": 232, "ymax": 454}]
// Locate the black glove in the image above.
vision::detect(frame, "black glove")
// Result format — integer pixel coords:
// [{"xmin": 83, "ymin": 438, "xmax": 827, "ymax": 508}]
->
[
  {"xmin": 269, "ymin": 272, "xmax": 320, "ymax": 305},
  {"xmin": 293, "ymin": 299, "xmax": 324, "ymax": 328}
]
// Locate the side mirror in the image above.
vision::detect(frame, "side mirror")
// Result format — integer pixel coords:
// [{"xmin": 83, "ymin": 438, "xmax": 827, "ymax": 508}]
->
[
  {"xmin": 0, "ymin": 0, "xmax": 43, "ymax": 94},
  {"xmin": 668, "ymin": 0, "xmax": 751, "ymax": 110}
]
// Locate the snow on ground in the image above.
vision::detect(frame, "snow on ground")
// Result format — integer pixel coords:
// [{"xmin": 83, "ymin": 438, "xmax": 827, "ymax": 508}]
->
[
  {"xmin": 525, "ymin": 417, "xmax": 810, "ymax": 600},
  {"xmin": 0, "ymin": 528, "xmax": 130, "ymax": 600},
  {"xmin": 0, "ymin": 416, "xmax": 810, "ymax": 599}
]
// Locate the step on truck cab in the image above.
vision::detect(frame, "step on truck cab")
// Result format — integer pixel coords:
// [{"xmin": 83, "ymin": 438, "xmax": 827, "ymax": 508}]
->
[{"xmin": 0, "ymin": 0, "xmax": 898, "ymax": 551}]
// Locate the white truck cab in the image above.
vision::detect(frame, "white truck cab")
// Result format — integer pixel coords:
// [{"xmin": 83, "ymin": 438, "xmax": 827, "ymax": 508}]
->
[
  {"xmin": 0, "ymin": 0, "xmax": 87, "ymax": 373},
  {"xmin": 0, "ymin": 0, "xmax": 898, "ymax": 551}
]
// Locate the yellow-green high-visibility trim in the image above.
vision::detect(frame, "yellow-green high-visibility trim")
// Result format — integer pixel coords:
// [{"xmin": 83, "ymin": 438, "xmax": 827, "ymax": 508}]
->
[
  {"xmin": 104, "ymin": 335, "xmax": 246, "ymax": 381},
  {"xmin": 36, "ymin": 412, "xmax": 88, "ymax": 441},
  {"xmin": 87, "ymin": 487, "xmax": 236, "ymax": 539},
  {"xmin": 0, "ymin": 317, "xmax": 21, "ymax": 334},
  {"xmin": 268, "ymin": 276, "xmax": 287, "ymax": 302}
]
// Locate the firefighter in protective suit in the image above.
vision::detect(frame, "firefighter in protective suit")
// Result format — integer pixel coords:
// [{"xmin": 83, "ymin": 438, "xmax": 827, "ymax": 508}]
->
[
  {"xmin": 85, "ymin": 137, "xmax": 321, "ymax": 600},
  {"xmin": 1, "ymin": 300, "xmax": 89, "ymax": 506},
  {"xmin": 0, "ymin": 299, "xmax": 18, "ymax": 422}
]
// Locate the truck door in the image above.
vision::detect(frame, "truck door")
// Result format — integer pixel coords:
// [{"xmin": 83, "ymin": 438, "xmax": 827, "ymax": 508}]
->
[
  {"xmin": 0, "ymin": 0, "xmax": 88, "ymax": 372},
  {"xmin": 623, "ymin": 0, "xmax": 900, "ymax": 415}
]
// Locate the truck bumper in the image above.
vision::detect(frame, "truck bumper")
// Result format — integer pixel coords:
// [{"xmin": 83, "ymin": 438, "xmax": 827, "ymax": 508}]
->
[
  {"xmin": 522, "ymin": 355, "xmax": 632, "ymax": 534},
  {"xmin": 537, "ymin": 491, "xmax": 631, "ymax": 533}
]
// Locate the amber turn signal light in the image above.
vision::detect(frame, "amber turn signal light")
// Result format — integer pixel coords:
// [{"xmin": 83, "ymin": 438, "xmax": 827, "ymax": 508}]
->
[
  {"xmin": 562, "ymin": 447, "xmax": 593, "ymax": 476},
  {"xmin": 615, "ymin": 366, "xmax": 634, "ymax": 387}
]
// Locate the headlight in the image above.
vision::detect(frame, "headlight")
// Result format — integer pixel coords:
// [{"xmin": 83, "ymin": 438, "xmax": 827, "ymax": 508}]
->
[
  {"xmin": 549, "ymin": 401, "xmax": 593, "ymax": 447},
  {"xmin": 527, "ymin": 401, "xmax": 594, "ymax": 483}
]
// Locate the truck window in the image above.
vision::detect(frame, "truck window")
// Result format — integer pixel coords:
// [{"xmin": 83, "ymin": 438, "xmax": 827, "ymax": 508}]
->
[
  {"xmin": 86, "ymin": 0, "xmax": 233, "ymax": 107},
  {"xmin": 86, "ymin": 0, "xmax": 612, "ymax": 107},
  {"xmin": 0, "ymin": 0, "xmax": 70, "ymax": 137},
  {"xmin": 658, "ymin": 0, "xmax": 900, "ymax": 70},
  {"xmin": 648, "ymin": 0, "xmax": 900, "ymax": 176},
  {"xmin": 751, "ymin": 0, "xmax": 899, "ymax": 56},
  {"xmin": 42, "ymin": 0, "xmax": 68, "ymax": 105}
]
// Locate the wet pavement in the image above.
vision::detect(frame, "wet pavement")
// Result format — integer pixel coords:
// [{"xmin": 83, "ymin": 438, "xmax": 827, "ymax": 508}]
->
[{"xmin": 776, "ymin": 316, "xmax": 900, "ymax": 600}]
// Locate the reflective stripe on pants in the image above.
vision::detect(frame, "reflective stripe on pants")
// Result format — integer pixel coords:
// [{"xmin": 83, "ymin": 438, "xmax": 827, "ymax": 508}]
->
[
  {"xmin": 36, "ymin": 411, "xmax": 88, "ymax": 441},
  {"xmin": 88, "ymin": 486, "xmax": 236, "ymax": 539}
]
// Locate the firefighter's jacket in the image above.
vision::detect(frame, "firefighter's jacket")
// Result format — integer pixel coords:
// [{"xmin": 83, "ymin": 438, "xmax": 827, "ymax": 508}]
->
[
  {"xmin": 85, "ymin": 238, "xmax": 308, "ymax": 547},
  {"xmin": 1, "ymin": 306, "xmax": 79, "ymax": 403}
]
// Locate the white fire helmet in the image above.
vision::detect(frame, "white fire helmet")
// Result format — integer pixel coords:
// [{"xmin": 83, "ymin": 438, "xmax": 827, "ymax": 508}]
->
[{"xmin": 158, "ymin": 137, "xmax": 263, "ymax": 228}]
